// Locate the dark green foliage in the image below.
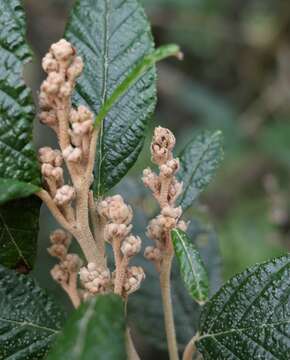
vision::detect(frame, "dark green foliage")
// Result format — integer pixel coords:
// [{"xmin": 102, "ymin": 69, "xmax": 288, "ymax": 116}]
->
[
  {"xmin": 0, "ymin": 266, "xmax": 65, "ymax": 359},
  {"xmin": 0, "ymin": 0, "xmax": 40, "ymax": 193},
  {"xmin": 172, "ymin": 228, "xmax": 209, "ymax": 304},
  {"xmin": 197, "ymin": 255, "xmax": 290, "ymax": 359},
  {"xmin": 65, "ymin": 0, "xmax": 157, "ymax": 195},
  {"xmin": 47, "ymin": 294, "xmax": 126, "ymax": 360},
  {"xmin": 0, "ymin": 196, "xmax": 41, "ymax": 270}
]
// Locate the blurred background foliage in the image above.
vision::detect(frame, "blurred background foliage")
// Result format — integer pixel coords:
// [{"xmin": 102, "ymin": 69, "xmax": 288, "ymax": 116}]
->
[{"xmin": 24, "ymin": 0, "xmax": 290, "ymax": 355}]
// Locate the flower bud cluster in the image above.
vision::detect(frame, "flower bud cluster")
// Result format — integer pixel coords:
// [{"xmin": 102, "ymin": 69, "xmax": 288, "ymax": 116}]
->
[
  {"xmin": 123, "ymin": 266, "xmax": 145, "ymax": 295},
  {"xmin": 48, "ymin": 229, "xmax": 82, "ymax": 286},
  {"xmin": 79, "ymin": 262, "xmax": 111, "ymax": 295},
  {"xmin": 142, "ymin": 127, "xmax": 188, "ymax": 267},
  {"xmin": 39, "ymin": 147, "xmax": 64, "ymax": 190},
  {"xmin": 97, "ymin": 194, "xmax": 144, "ymax": 296},
  {"xmin": 98, "ymin": 195, "xmax": 133, "ymax": 242},
  {"xmin": 39, "ymin": 38, "xmax": 94, "ymax": 168}
]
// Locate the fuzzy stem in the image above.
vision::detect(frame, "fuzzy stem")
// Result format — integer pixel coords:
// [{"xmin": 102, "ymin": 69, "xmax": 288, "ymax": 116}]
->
[
  {"xmin": 37, "ymin": 189, "xmax": 101, "ymax": 265},
  {"xmin": 62, "ymin": 272, "xmax": 81, "ymax": 309},
  {"xmin": 182, "ymin": 334, "xmax": 199, "ymax": 360},
  {"xmin": 160, "ymin": 252, "xmax": 179, "ymax": 360},
  {"xmin": 88, "ymin": 191, "xmax": 105, "ymax": 258},
  {"xmin": 126, "ymin": 328, "xmax": 140, "ymax": 360},
  {"xmin": 112, "ymin": 239, "xmax": 128, "ymax": 295}
]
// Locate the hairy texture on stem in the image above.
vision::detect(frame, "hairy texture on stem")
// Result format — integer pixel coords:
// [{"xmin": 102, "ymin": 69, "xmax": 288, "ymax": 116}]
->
[
  {"xmin": 182, "ymin": 334, "xmax": 199, "ymax": 360},
  {"xmin": 142, "ymin": 127, "xmax": 189, "ymax": 360}
]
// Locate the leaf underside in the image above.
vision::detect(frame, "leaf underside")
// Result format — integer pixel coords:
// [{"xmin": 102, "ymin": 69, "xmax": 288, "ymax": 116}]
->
[
  {"xmin": 65, "ymin": 0, "xmax": 156, "ymax": 196},
  {"xmin": 172, "ymin": 228, "xmax": 209, "ymax": 304},
  {"xmin": 47, "ymin": 294, "xmax": 126, "ymax": 360},
  {"xmin": 197, "ymin": 255, "xmax": 290, "ymax": 359},
  {"xmin": 177, "ymin": 130, "xmax": 223, "ymax": 211},
  {"xmin": 0, "ymin": 266, "xmax": 65, "ymax": 359}
]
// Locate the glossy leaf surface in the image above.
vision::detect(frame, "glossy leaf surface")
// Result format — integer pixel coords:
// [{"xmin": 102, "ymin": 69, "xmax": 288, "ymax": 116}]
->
[
  {"xmin": 0, "ymin": 0, "xmax": 40, "ymax": 196},
  {"xmin": 177, "ymin": 131, "xmax": 223, "ymax": 210},
  {"xmin": 197, "ymin": 255, "xmax": 290, "ymax": 359},
  {"xmin": 65, "ymin": 0, "xmax": 156, "ymax": 195},
  {"xmin": 172, "ymin": 228, "xmax": 209, "ymax": 304},
  {"xmin": 0, "ymin": 266, "xmax": 65, "ymax": 359}
]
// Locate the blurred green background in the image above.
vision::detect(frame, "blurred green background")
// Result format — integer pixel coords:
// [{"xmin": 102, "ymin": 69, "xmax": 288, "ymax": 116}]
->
[{"xmin": 24, "ymin": 0, "xmax": 290, "ymax": 357}]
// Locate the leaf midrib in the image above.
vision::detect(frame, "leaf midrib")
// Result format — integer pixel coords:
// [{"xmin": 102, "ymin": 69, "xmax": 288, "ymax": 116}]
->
[
  {"xmin": 179, "ymin": 132, "xmax": 219, "ymax": 206},
  {"xmin": 0, "ymin": 316, "xmax": 59, "ymax": 334},
  {"xmin": 174, "ymin": 230, "xmax": 204, "ymax": 301}
]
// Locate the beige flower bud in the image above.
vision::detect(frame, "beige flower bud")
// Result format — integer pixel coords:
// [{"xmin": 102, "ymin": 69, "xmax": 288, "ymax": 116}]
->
[
  {"xmin": 67, "ymin": 56, "xmax": 84, "ymax": 80},
  {"xmin": 48, "ymin": 243, "xmax": 67, "ymax": 259},
  {"xmin": 62, "ymin": 146, "xmax": 82, "ymax": 162},
  {"xmin": 78, "ymin": 105, "xmax": 94, "ymax": 123},
  {"xmin": 104, "ymin": 223, "xmax": 132, "ymax": 242},
  {"xmin": 123, "ymin": 266, "xmax": 145, "ymax": 295},
  {"xmin": 144, "ymin": 246, "xmax": 161, "ymax": 262},
  {"xmin": 50, "ymin": 229, "xmax": 71, "ymax": 247},
  {"xmin": 42, "ymin": 53, "xmax": 58, "ymax": 73},
  {"xmin": 50, "ymin": 39, "xmax": 74, "ymax": 62},
  {"xmin": 39, "ymin": 111, "xmax": 57, "ymax": 127},
  {"xmin": 161, "ymin": 206, "xmax": 182, "ymax": 219},
  {"xmin": 121, "ymin": 235, "xmax": 142, "ymax": 257},
  {"xmin": 51, "ymin": 264, "xmax": 68, "ymax": 284},
  {"xmin": 59, "ymin": 82, "xmax": 73, "ymax": 97},
  {"xmin": 64, "ymin": 254, "xmax": 82, "ymax": 272},
  {"xmin": 54, "ymin": 185, "xmax": 75, "ymax": 206},
  {"xmin": 177, "ymin": 220, "xmax": 189, "ymax": 232}
]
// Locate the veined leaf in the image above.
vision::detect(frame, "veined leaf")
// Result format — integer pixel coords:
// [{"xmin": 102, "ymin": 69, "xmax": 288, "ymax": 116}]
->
[
  {"xmin": 65, "ymin": 0, "xmax": 157, "ymax": 195},
  {"xmin": 0, "ymin": 178, "xmax": 40, "ymax": 205},
  {"xmin": 0, "ymin": 0, "xmax": 41, "ymax": 269},
  {"xmin": 95, "ymin": 44, "xmax": 181, "ymax": 125},
  {"xmin": 197, "ymin": 255, "xmax": 290, "ymax": 359},
  {"xmin": 172, "ymin": 228, "xmax": 209, "ymax": 305},
  {"xmin": 0, "ymin": 265, "xmax": 65, "ymax": 359},
  {"xmin": 177, "ymin": 130, "xmax": 223, "ymax": 211},
  {"xmin": 47, "ymin": 294, "xmax": 126, "ymax": 360},
  {"xmin": 0, "ymin": 0, "xmax": 40, "ymax": 197},
  {"xmin": 0, "ymin": 196, "xmax": 41, "ymax": 270}
]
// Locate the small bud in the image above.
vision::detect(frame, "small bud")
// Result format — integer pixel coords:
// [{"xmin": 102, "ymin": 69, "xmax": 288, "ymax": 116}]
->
[
  {"xmin": 177, "ymin": 220, "xmax": 189, "ymax": 232},
  {"xmin": 121, "ymin": 235, "xmax": 142, "ymax": 257},
  {"xmin": 51, "ymin": 264, "xmax": 68, "ymax": 284},
  {"xmin": 50, "ymin": 229, "xmax": 71, "ymax": 247},
  {"xmin": 39, "ymin": 111, "xmax": 57, "ymax": 127},
  {"xmin": 161, "ymin": 206, "xmax": 182, "ymax": 219},
  {"xmin": 48, "ymin": 243, "xmax": 67, "ymax": 259},
  {"xmin": 144, "ymin": 246, "xmax": 161, "ymax": 262},
  {"xmin": 78, "ymin": 105, "xmax": 94, "ymax": 123},
  {"xmin": 54, "ymin": 185, "xmax": 75, "ymax": 206},
  {"xmin": 67, "ymin": 56, "xmax": 84, "ymax": 80},
  {"xmin": 104, "ymin": 223, "xmax": 132, "ymax": 242},
  {"xmin": 59, "ymin": 82, "xmax": 73, "ymax": 97},
  {"xmin": 42, "ymin": 53, "xmax": 58, "ymax": 73},
  {"xmin": 123, "ymin": 266, "xmax": 145, "ymax": 295},
  {"xmin": 64, "ymin": 254, "xmax": 82, "ymax": 272},
  {"xmin": 62, "ymin": 146, "xmax": 82, "ymax": 162},
  {"xmin": 50, "ymin": 39, "xmax": 74, "ymax": 62}
]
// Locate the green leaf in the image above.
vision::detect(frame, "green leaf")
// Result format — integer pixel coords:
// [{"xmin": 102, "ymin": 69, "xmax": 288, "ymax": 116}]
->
[
  {"xmin": 0, "ymin": 178, "xmax": 40, "ymax": 205},
  {"xmin": 0, "ymin": 0, "xmax": 41, "ymax": 270},
  {"xmin": 0, "ymin": 196, "xmax": 41, "ymax": 270},
  {"xmin": 177, "ymin": 130, "xmax": 223, "ymax": 211},
  {"xmin": 197, "ymin": 255, "xmax": 290, "ymax": 359},
  {"xmin": 65, "ymin": 0, "xmax": 157, "ymax": 195},
  {"xmin": 172, "ymin": 228, "xmax": 209, "ymax": 305},
  {"xmin": 0, "ymin": 0, "xmax": 40, "ymax": 201},
  {"xmin": 95, "ymin": 44, "xmax": 181, "ymax": 126},
  {"xmin": 47, "ymin": 294, "xmax": 126, "ymax": 360},
  {"xmin": 0, "ymin": 265, "xmax": 65, "ymax": 359}
]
